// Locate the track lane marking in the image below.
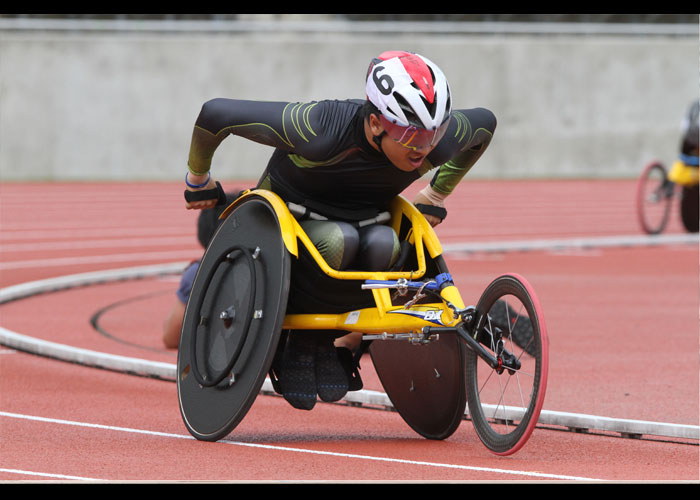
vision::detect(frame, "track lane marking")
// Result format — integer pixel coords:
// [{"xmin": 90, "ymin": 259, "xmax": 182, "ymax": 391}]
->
[
  {"xmin": 0, "ymin": 411, "xmax": 602, "ymax": 481},
  {"xmin": 0, "ymin": 468, "xmax": 103, "ymax": 481},
  {"xmin": 0, "ymin": 251, "xmax": 198, "ymax": 270}
]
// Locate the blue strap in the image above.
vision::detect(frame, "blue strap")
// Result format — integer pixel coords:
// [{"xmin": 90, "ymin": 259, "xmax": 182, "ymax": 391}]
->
[
  {"xmin": 435, "ymin": 273, "xmax": 453, "ymax": 287},
  {"xmin": 679, "ymin": 154, "xmax": 699, "ymax": 166},
  {"xmin": 363, "ymin": 277, "xmax": 452, "ymax": 292},
  {"xmin": 185, "ymin": 171, "xmax": 211, "ymax": 189}
]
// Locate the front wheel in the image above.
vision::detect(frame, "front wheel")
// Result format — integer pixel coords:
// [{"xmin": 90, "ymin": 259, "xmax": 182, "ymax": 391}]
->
[
  {"xmin": 636, "ymin": 161, "xmax": 673, "ymax": 235},
  {"xmin": 465, "ymin": 274, "xmax": 549, "ymax": 455}
]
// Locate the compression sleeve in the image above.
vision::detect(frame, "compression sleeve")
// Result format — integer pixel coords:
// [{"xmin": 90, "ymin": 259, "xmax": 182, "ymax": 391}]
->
[
  {"xmin": 187, "ymin": 98, "xmax": 322, "ymax": 175},
  {"xmin": 430, "ymin": 108, "xmax": 497, "ymax": 195}
]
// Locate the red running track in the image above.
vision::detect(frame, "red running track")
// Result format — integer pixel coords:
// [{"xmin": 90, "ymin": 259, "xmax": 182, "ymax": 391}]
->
[{"xmin": 0, "ymin": 180, "xmax": 698, "ymax": 482}]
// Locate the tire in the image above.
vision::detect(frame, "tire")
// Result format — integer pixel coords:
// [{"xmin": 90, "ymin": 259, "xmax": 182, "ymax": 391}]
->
[
  {"xmin": 636, "ymin": 161, "xmax": 673, "ymax": 235},
  {"xmin": 465, "ymin": 274, "xmax": 549, "ymax": 455},
  {"xmin": 680, "ymin": 184, "xmax": 699, "ymax": 233}
]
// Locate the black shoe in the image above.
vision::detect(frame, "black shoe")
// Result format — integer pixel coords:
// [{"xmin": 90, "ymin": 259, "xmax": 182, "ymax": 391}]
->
[
  {"xmin": 279, "ymin": 334, "xmax": 317, "ymax": 410},
  {"xmin": 337, "ymin": 346, "xmax": 364, "ymax": 392},
  {"xmin": 489, "ymin": 300, "xmax": 536, "ymax": 357},
  {"xmin": 315, "ymin": 338, "xmax": 349, "ymax": 403}
]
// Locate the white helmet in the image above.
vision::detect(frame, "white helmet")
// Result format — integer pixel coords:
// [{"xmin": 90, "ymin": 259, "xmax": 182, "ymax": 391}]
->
[{"xmin": 366, "ymin": 50, "xmax": 452, "ymax": 149}]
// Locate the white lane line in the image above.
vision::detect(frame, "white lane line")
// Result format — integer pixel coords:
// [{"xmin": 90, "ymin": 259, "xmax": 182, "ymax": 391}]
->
[
  {"xmin": 1, "ymin": 236, "xmax": 197, "ymax": 252},
  {"xmin": 0, "ymin": 468, "xmax": 103, "ymax": 481},
  {"xmin": 1, "ymin": 226, "xmax": 192, "ymax": 241},
  {"xmin": 0, "ymin": 251, "xmax": 199, "ymax": 270},
  {"xmin": 218, "ymin": 440, "xmax": 602, "ymax": 481},
  {"xmin": 0, "ymin": 411, "xmax": 602, "ymax": 481},
  {"xmin": 442, "ymin": 233, "xmax": 699, "ymax": 254}
]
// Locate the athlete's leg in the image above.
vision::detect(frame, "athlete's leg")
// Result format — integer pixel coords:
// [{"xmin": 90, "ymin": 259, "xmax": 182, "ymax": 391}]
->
[
  {"xmin": 355, "ymin": 224, "xmax": 400, "ymax": 271},
  {"xmin": 298, "ymin": 220, "xmax": 359, "ymax": 270},
  {"xmin": 277, "ymin": 220, "xmax": 358, "ymax": 409}
]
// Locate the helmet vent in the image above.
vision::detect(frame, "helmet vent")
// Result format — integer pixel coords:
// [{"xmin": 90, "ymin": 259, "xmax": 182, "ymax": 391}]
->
[{"xmin": 393, "ymin": 93, "xmax": 421, "ymax": 127}]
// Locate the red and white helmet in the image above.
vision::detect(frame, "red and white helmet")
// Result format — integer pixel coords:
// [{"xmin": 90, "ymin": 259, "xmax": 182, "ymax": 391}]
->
[{"xmin": 366, "ymin": 50, "xmax": 452, "ymax": 149}]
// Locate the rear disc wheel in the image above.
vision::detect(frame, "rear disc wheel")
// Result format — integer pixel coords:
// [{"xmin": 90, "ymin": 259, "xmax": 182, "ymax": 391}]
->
[{"xmin": 177, "ymin": 197, "xmax": 290, "ymax": 441}]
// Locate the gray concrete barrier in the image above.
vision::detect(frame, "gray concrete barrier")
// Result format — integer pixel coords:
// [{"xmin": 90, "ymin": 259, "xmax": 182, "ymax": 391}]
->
[{"xmin": 1, "ymin": 18, "xmax": 697, "ymax": 181}]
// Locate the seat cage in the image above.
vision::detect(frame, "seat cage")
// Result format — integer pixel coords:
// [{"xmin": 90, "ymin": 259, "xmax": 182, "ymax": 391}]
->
[{"xmin": 221, "ymin": 189, "xmax": 467, "ymax": 335}]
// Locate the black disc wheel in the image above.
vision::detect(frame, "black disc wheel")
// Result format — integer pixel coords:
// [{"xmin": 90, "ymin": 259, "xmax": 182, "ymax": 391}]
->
[
  {"xmin": 370, "ymin": 334, "xmax": 467, "ymax": 440},
  {"xmin": 177, "ymin": 196, "xmax": 290, "ymax": 441}
]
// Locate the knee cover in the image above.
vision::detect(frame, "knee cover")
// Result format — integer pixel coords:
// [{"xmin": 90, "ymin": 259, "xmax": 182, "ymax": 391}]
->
[
  {"xmin": 356, "ymin": 224, "xmax": 400, "ymax": 271},
  {"xmin": 299, "ymin": 220, "xmax": 359, "ymax": 270}
]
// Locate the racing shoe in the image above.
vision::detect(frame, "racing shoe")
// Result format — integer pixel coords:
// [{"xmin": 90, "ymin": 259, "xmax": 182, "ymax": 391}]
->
[
  {"xmin": 336, "ymin": 346, "xmax": 364, "ymax": 392},
  {"xmin": 279, "ymin": 333, "xmax": 318, "ymax": 410},
  {"xmin": 488, "ymin": 300, "xmax": 536, "ymax": 357},
  {"xmin": 315, "ymin": 337, "xmax": 349, "ymax": 403}
]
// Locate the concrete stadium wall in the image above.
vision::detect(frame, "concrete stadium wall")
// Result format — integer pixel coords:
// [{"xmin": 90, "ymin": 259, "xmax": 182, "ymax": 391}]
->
[{"xmin": 1, "ymin": 21, "xmax": 698, "ymax": 182}]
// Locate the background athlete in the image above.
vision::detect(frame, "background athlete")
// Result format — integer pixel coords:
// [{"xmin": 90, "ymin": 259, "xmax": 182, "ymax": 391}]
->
[{"xmin": 181, "ymin": 50, "xmax": 497, "ymax": 410}]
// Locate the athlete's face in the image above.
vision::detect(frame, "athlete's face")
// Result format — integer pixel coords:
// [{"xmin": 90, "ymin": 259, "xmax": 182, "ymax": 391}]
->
[{"xmin": 366, "ymin": 114, "xmax": 438, "ymax": 172}]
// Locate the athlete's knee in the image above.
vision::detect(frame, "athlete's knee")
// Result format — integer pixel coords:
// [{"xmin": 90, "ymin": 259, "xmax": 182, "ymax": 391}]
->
[
  {"xmin": 356, "ymin": 224, "xmax": 400, "ymax": 271},
  {"xmin": 300, "ymin": 220, "xmax": 359, "ymax": 270}
]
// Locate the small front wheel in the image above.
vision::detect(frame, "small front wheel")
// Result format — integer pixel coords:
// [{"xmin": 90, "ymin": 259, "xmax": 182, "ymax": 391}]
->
[
  {"xmin": 636, "ymin": 161, "xmax": 673, "ymax": 235},
  {"xmin": 465, "ymin": 274, "xmax": 549, "ymax": 455}
]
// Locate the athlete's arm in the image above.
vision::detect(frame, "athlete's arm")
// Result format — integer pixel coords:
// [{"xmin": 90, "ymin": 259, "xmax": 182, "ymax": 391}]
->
[
  {"xmin": 412, "ymin": 108, "xmax": 496, "ymax": 223},
  {"xmin": 187, "ymin": 98, "xmax": 326, "ymax": 176},
  {"xmin": 184, "ymin": 98, "xmax": 336, "ymax": 209},
  {"xmin": 428, "ymin": 107, "xmax": 497, "ymax": 197}
]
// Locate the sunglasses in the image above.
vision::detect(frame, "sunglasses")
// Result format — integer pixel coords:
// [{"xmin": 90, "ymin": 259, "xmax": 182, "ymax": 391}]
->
[{"xmin": 379, "ymin": 114, "xmax": 450, "ymax": 150}]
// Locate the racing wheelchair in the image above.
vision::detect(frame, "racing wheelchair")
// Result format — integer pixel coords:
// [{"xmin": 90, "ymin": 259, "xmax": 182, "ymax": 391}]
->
[
  {"xmin": 636, "ymin": 157, "xmax": 699, "ymax": 235},
  {"xmin": 176, "ymin": 188, "xmax": 549, "ymax": 456}
]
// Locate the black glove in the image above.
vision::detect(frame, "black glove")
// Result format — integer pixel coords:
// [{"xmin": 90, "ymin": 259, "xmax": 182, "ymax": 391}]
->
[
  {"xmin": 415, "ymin": 203, "xmax": 447, "ymax": 222},
  {"xmin": 184, "ymin": 181, "xmax": 227, "ymax": 206}
]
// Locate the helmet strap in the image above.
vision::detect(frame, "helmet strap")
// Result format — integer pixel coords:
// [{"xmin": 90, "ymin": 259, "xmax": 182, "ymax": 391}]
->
[{"xmin": 372, "ymin": 131, "xmax": 386, "ymax": 152}]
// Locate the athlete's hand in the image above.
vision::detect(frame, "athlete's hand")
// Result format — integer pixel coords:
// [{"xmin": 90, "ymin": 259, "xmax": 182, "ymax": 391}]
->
[
  {"xmin": 412, "ymin": 191, "xmax": 444, "ymax": 227},
  {"xmin": 421, "ymin": 212, "xmax": 442, "ymax": 227},
  {"xmin": 184, "ymin": 173, "xmax": 223, "ymax": 210}
]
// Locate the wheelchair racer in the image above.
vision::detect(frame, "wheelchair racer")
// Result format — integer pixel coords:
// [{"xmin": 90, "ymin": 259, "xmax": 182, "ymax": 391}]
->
[
  {"xmin": 182, "ymin": 50, "xmax": 497, "ymax": 410},
  {"xmin": 668, "ymin": 99, "xmax": 699, "ymax": 186}
]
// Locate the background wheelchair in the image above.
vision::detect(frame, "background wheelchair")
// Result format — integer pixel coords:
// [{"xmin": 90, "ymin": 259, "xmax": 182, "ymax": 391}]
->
[
  {"xmin": 176, "ymin": 189, "xmax": 549, "ymax": 456},
  {"xmin": 636, "ymin": 157, "xmax": 699, "ymax": 235}
]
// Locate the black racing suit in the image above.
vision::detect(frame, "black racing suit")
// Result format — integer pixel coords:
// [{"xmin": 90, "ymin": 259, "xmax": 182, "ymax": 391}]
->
[{"xmin": 187, "ymin": 98, "xmax": 497, "ymax": 222}]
